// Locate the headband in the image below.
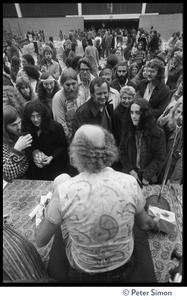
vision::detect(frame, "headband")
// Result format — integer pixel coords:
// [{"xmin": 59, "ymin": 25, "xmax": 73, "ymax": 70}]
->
[{"xmin": 41, "ymin": 75, "xmax": 55, "ymax": 82}]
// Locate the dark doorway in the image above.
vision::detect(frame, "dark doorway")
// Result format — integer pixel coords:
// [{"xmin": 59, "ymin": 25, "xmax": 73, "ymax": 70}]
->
[{"xmin": 84, "ymin": 19, "xmax": 139, "ymax": 31}]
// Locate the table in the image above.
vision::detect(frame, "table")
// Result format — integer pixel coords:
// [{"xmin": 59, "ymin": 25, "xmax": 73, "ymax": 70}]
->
[{"xmin": 3, "ymin": 179, "xmax": 182, "ymax": 283}]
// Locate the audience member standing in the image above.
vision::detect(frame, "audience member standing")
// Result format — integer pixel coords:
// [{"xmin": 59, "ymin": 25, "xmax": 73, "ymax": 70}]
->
[
  {"xmin": 119, "ymin": 98, "xmax": 166, "ymax": 185},
  {"xmin": 77, "ymin": 58, "xmax": 95, "ymax": 103},
  {"xmin": 148, "ymin": 30, "xmax": 159, "ymax": 60},
  {"xmin": 72, "ymin": 77, "xmax": 113, "ymax": 137},
  {"xmin": 3, "ymin": 105, "xmax": 32, "ymax": 182},
  {"xmin": 85, "ymin": 38, "xmax": 99, "ymax": 76},
  {"xmin": 40, "ymin": 46, "xmax": 60, "ymax": 81},
  {"xmin": 112, "ymin": 86, "xmax": 136, "ymax": 147},
  {"xmin": 110, "ymin": 62, "xmax": 129, "ymax": 92},
  {"xmin": 136, "ymin": 59, "xmax": 170, "ymax": 119},
  {"xmin": 37, "ymin": 72, "xmax": 60, "ymax": 117},
  {"xmin": 52, "ymin": 68, "xmax": 85, "ymax": 143},
  {"xmin": 6, "ymin": 39, "xmax": 20, "ymax": 63}
]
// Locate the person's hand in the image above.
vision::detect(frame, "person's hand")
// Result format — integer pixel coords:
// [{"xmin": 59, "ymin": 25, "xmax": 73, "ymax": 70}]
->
[
  {"xmin": 142, "ymin": 178, "xmax": 149, "ymax": 186},
  {"xmin": 129, "ymin": 169, "xmax": 139, "ymax": 180},
  {"xmin": 42, "ymin": 156, "xmax": 53, "ymax": 166},
  {"xmin": 152, "ymin": 213, "xmax": 160, "ymax": 232},
  {"xmin": 14, "ymin": 134, "xmax": 33, "ymax": 152},
  {"xmin": 33, "ymin": 150, "xmax": 47, "ymax": 168},
  {"xmin": 41, "ymin": 66, "xmax": 47, "ymax": 72}
]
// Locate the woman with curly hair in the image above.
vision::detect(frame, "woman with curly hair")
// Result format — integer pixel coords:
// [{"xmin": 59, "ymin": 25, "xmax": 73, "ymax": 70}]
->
[
  {"xmin": 21, "ymin": 99, "xmax": 69, "ymax": 180},
  {"xmin": 119, "ymin": 98, "xmax": 166, "ymax": 185},
  {"xmin": 37, "ymin": 72, "xmax": 60, "ymax": 117},
  {"xmin": 135, "ymin": 59, "xmax": 170, "ymax": 119}
]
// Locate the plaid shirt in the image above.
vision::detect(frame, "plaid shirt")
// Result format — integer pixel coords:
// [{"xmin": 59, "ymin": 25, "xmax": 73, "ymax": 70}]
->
[{"xmin": 3, "ymin": 142, "xmax": 29, "ymax": 182}]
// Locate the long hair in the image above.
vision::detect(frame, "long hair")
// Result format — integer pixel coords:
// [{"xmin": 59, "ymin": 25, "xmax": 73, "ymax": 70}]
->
[
  {"xmin": 21, "ymin": 99, "xmax": 52, "ymax": 134},
  {"xmin": 122, "ymin": 98, "xmax": 155, "ymax": 143},
  {"xmin": 3, "ymin": 105, "xmax": 20, "ymax": 146},
  {"xmin": 37, "ymin": 80, "xmax": 60, "ymax": 102},
  {"xmin": 129, "ymin": 62, "xmax": 139, "ymax": 79},
  {"xmin": 69, "ymin": 127, "xmax": 118, "ymax": 173}
]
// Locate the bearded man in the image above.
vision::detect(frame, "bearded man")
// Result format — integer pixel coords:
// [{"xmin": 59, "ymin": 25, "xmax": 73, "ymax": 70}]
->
[
  {"xmin": 110, "ymin": 62, "xmax": 129, "ymax": 92},
  {"xmin": 52, "ymin": 68, "xmax": 85, "ymax": 143}
]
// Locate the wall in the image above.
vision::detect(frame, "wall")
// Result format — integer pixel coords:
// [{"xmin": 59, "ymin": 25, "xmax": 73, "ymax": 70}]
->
[
  {"xmin": 3, "ymin": 17, "xmax": 84, "ymax": 41},
  {"xmin": 139, "ymin": 14, "xmax": 183, "ymax": 41}
]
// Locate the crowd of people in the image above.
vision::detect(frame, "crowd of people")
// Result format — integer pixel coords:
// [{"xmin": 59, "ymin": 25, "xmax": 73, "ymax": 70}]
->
[{"xmin": 3, "ymin": 24, "xmax": 183, "ymax": 283}]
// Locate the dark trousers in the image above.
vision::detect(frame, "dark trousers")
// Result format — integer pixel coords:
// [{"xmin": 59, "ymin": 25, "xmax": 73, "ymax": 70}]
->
[{"xmin": 47, "ymin": 223, "xmax": 157, "ymax": 283}]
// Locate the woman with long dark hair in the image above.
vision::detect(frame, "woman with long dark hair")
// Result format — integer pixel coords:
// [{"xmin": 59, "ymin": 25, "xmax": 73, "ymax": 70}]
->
[
  {"xmin": 3, "ymin": 105, "xmax": 33, "ymax": 182},
  {"xmin": 21, "ymin": 99, "xmax": 69, "ymax": 180},
  {"xmin": 119, "ymin": 98, "xmax": 166, "ymax": 185}
]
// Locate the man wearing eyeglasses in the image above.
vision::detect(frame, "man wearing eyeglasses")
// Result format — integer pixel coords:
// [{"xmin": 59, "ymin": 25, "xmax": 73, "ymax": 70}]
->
[{"xmin": 77, "ymin": 58, "xmax": 96, "ymax": 103}]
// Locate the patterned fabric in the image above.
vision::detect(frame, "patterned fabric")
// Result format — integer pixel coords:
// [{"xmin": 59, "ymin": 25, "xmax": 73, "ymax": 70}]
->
[
  {"xmin": 3, "ymin": 142, "xmax": 29, "ymax": 182},
  {"xmin": 3, "ymin": 224, "xmax": 48, "ymax": 282},
  {"xmin": 45, "ymin": 167, "xmax": 145, "ymax": 274},
  {"xmin": 3, "ymin": 179, "xmax": 182, "ymax": 282},
  {"xmin": 3, "ymin": 179, "xmax": 54, "ymax": 267}
]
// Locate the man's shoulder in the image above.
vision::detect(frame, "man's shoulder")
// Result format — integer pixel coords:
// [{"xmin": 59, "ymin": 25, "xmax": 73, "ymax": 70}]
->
[
  {"xmin": 53, "ymin": 88, "xmax": 65, "ymax": 101},
  {"xmin": 76, "ymin": 98, "xmax": 93, "ymax": 113}
]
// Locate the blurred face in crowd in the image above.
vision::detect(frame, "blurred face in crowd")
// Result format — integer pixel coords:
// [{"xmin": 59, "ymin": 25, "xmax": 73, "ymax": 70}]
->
[
  {"xmin": 30, "ymin": 111, "xmax": 42, "ymax": 128},
  {"xmin": 177, "ymin": 81, "xmax": 183, "ymax": 95},
  {"xmin": 130, "ymin": 103, "xmax": 141, "ymax": 126},
  {"xmin": 63, "ymin": 78, "xmax": 79, "ymax": 100},
  {"xmin": 22, "ymin": 58, "xmax": 29, "ymax": 67},
  {"xmin": 137, "ymin": 43, "xmax": 143, "ymax": 50},
  {"xmin": 116, "ymin": 65, "xmax": 128, "ymax": 85},
  {"xmin": 44, "ymin": 51, "xmax": 52, "ymax": 62},
  {"xmin": 100, "ymin": 69, "xmax": 113, "ymax": 85},
  {"xmin": 131, "ymin": 66, "xmax": 138, "ymax": 77},
  {"xmin": 6, "ymin": 117, "xmax": 22, "ymax": 136},
  {"xmin": 115, "ymin": 48, "xmax": 122, "ymax": 57},
  {"xmin": 174, "ymin": 103, "xmax": 183, "ymax": 124},
  {"xmin": 79, "ymin": 62, "xmax": 91, "ymax": 83},
  {"xmin": 93, "ymin": 82, "xmax": 109, "ymax": 109},
  {"xmin": 43, "ymin": 80, "xmax": 55, "ymax": 94},
  {"xmin": 120, "ymin": 92, "xmax": 134, "ymax": 108},
  {"xmin": 147, "ymin": 67, "xmax": 158, "ymax": 82},
  {"xmin": 142, "ymin": 66, "xmax": 148, "ymax": 79},
  {"xmin": 20, "ymin": 84, "xmax": 31, "ymax": 99}
]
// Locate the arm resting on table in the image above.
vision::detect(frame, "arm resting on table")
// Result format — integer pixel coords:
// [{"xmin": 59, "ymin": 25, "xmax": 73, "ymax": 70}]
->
[
  {"xmin": 35, "ymin": 217, "xmax": 59, "ymax": 248},
  {"xmin": 135, "ymin": 209, "xmax": 159, "ymax": 232}
]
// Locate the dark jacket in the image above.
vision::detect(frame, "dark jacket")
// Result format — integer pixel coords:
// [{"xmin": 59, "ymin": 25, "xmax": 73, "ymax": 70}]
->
[
  {"xmin": 72, "ymin": 97, "xmax": 113, "ymax": 137},
  {"xmin": 111, "ymin": 103, "xmax": 128, "ymax": 146},
  {"xmin": 136, "ymin": 79, "xmax": 170, "ymax": 119},
  {"xmin": 148, "ymin": 36, "xmax": 159, "ymax": 54},
  {"xmin": 26, "ymin": 120, "xmax": 69, "ymax": 180},
  {"xmin": 166, "ymin": 66, "xmax": 183, "ymax": 90},
  {"xmin": 119, "ymin": 123, "xmax": 166, "ymax": 182},
  {"xmin": 110, "ymin": 79, "xmax": 125, "ymax": 93}
]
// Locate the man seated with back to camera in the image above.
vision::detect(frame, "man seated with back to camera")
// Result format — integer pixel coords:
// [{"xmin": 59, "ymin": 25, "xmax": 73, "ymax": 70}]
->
[{"xmin": 35, "ymin": 124, "xmax": 160, "ymax": 283}]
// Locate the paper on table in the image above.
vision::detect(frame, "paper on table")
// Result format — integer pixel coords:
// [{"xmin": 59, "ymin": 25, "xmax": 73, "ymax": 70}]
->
[
  {"xmin": 29, "ymin": 191, "xmax": 52, "ymax": 219},
  {"xmin": 148, "ymin": 205, "xmax": 176, "ymax": 234},
  {"xmin": 3, "ymin": 180, "xmax": 8, "ymax": 189}
]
